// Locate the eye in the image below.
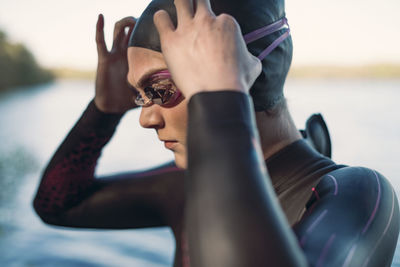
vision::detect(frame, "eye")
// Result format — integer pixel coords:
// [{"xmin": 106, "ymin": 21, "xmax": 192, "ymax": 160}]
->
[
  {"xmin": 140, "ymin": 78, "xmax": 183, "ymax": 107},
  {"xmin": 144, "ymin": 86, "xmax": 165, "ymax": 105},
  {"xmin": 153, "ymin": 85, "xmax": 179, "ymax": 105}
]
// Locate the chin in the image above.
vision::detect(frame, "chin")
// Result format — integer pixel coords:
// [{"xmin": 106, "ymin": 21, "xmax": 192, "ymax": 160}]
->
[{"xmin": 174, "ymin": 153, "xmax": 187, "ymax": 169}]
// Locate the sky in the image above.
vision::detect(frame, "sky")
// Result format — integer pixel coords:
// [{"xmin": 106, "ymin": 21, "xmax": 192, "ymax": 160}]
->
[{"xmin": 0, "ymin": 0, "xmax": 399, "ymax": 70}]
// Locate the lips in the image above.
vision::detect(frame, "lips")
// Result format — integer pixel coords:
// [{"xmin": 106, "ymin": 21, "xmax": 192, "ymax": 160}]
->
[{"xmin": 164, "ymin": 141, "xmax": 178, "ymax": 150}]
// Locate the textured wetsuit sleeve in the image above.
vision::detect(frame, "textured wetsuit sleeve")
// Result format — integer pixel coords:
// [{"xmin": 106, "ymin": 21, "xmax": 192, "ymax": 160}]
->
[
  {"xmin": 293, "ymin": 167, "xmax": 400, "ymax": 267},
  {"xmin": 33, "ymin": 100, "xmax": 123, "ymax": 219},
  {"xmin": 185, "ymin": 91, "xmax": 308, "ymax": 267},
  {"xmin": 33, "ymin": 100, "xmax": 186, "ymax": 230}
]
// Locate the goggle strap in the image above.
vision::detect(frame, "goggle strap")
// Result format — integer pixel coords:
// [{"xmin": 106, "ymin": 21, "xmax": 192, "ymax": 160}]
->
[
  {"xmin": 244, "ymin": 17, "xmax": 288, "ymax": 44},
  {"xmin": 257, "ymin": 28, "xmax": 290, "ymax": 60},
  {"xmin": 243, "ymin": 17, "xmax": 291, "ymax": 61}
]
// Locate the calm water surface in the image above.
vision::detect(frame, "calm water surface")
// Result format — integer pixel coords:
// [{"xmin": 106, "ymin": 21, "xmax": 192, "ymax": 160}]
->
[{"xmin": 0, "ymin": 79, "xmax": 399, "ymax": 266}]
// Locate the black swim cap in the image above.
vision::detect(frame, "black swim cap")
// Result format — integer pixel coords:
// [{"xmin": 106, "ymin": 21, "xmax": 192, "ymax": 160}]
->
[{"xmin": 129, "ymin": 0, "xmax": 292, "ymax": 111}]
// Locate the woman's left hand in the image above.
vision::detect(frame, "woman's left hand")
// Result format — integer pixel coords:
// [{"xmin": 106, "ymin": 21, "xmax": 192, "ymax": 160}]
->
[{"xmin": 153, "ymin": 0, "xmax": 262, "ymax": 100}]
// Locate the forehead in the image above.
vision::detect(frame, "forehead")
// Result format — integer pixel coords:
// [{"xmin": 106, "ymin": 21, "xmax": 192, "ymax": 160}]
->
[{"xmin": 127, "ymin": 47, "xmax": 167, "ymax": 88}]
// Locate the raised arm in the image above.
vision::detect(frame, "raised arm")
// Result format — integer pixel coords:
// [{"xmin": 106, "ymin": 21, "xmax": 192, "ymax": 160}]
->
[
  {"xmin": 33, "ymin": 99, "xmax": 185, "ymax": 229},
  {"xmin": 153, "ymin": 0, "xmax": 307, "ymax": 265},
  {"xmin": 185, "ymin": 91, "xmax": 308, "ymax": 266},
  {"xmin": 33, "ymin": 15, "xmax": 185, "ymax": 229}
]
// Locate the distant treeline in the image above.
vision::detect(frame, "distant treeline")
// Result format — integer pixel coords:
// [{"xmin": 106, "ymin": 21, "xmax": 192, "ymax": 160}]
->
[{"xmin": 0, "ymin": 30, "xmax": 54, "ymax": 92}]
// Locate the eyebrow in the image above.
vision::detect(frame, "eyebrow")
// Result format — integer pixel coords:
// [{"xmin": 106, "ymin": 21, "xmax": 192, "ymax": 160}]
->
[{"xmin": 128, "ymin": 67, "xmax": 167, "ymax": 90}]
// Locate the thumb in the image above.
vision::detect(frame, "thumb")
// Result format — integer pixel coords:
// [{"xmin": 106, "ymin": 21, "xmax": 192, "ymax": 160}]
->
[{"xmin": 153, "ymin": 10, "xmax": 175, "ymax": 44}]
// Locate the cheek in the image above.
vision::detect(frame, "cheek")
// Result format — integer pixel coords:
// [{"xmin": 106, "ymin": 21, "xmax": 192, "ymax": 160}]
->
[{"xmin": 166, "ymin": 100, "xmax": 188, "ymax": 142}]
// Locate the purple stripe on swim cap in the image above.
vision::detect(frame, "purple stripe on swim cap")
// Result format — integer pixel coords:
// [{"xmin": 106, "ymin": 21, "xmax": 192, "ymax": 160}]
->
[{"xmin": 244, "ymin": 17, "xmax": 288, "ymax": 44}]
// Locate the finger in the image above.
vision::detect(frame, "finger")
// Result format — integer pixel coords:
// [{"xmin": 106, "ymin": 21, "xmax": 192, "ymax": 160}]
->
[
  {"xmin": 195, "ymin": 0, "xmax": 214, "ymax": 16},
  {"xmin": 96, "ymin": 14, "xmax": 108, "ymax": 56},
  {"xmin": 154, "ymin": 10, "xmax": 175, "ymax": 43},
  {"xmin": 174, "ymin": 0, "xmax": 194, "ymax": 23},
  {"xmin": 113, "ymin": 16, "xmax": 136, "ymax": 43}
]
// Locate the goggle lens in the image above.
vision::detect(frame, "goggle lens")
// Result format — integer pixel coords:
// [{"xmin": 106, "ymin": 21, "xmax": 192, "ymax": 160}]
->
[{"xmin": 134, "ymin": 70, "xmax": 181, "ymax": 107}]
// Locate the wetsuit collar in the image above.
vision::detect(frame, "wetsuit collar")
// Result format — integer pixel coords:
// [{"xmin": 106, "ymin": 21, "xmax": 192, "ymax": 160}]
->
[{"xmin": 265, "ymin": 139, "xmax": 337, "ymax": 195}]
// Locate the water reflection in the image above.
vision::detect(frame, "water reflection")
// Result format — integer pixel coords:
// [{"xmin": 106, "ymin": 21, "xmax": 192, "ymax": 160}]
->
[{"xmin": 0, "ymin": 145, "xmax": 38, "ymax": 227}]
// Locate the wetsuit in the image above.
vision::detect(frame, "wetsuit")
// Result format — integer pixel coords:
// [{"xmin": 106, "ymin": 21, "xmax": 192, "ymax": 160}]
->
[
  {"xmin": 34, "ymin": 92, "xmax": 399, "ymax": 267},
  {"xmin": 185, "ymin": 91, "xmax": 399, "ymax": 267}
]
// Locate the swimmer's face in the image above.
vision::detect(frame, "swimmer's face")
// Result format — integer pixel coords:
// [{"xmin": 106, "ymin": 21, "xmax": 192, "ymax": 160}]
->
[{"xmin": 127, "ymin": 47, "xmax": 188, "ymax": 169}]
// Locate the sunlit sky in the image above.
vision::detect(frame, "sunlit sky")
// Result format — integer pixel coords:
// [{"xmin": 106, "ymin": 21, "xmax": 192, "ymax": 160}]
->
[{"xmin": 0, "ymin": 0, "xmax": 399, "ymax": 70}]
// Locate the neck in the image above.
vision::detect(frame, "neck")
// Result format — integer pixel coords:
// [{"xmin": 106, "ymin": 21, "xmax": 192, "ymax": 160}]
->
[{"xmin": 255, "ymin": 106, "xmax": 302, "ymax": 161}]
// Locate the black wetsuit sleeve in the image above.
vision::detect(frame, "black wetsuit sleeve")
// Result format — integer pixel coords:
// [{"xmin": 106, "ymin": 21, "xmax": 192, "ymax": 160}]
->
[
  {"xmin": 33, "ymin": 100, "xmax": 184, "ymax": 229},
  {"xmin": 293, "ymin": 167, "xmax": 400, "ymax": 267},
  {"xmin": 185, "ymin": 91, "xmax": 308, "ymax": 267},
  {"xmin": 33, "ymin": 100, "xmax": 123, "ymax": 218}
]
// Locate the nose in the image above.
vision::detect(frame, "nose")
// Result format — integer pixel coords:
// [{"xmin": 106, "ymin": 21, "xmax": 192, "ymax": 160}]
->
[{"xmin": 139, "ymin": 105, "xmax": 165, "ymax": 129}]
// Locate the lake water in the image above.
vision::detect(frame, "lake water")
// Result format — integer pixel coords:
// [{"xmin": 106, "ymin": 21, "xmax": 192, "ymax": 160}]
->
[{"xmin": 0, "ymin": 79, "xmax": 399, "ymax": 266}]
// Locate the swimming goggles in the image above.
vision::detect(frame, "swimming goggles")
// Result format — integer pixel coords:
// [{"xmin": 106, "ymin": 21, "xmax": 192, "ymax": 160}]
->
[
  {"xmin": 134, "ymin": 70, "xmax": 182, "ymax": 107},
  {"xmin": 134, "ymin": 17, "xmax": 290, "ymax": 107}
]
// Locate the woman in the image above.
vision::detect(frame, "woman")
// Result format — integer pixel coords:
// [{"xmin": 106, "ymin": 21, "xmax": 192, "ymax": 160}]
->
[{"xmin": 33, "ymin": 0, "xmax": 399, "ymax": 266}]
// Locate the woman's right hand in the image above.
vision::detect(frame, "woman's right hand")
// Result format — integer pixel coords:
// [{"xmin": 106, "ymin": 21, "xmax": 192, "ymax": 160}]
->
[{"xmin": 94, "ymin": 14, "xmax": 138, "ymax": 113}]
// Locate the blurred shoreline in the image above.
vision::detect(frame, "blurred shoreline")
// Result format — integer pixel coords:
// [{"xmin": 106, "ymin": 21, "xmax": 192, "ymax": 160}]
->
[
  {"xmin": 50, "ymin": 68, "xmax": 96, "ymax": 80},
  {"xmin": 49, "ymin": 63, "xmax": 400, "ymax": 81},
  {"xmin": 288, "ymin": 63, "xmax": 400, "ymax": 79},
  {"xmin": 0, "ymin": 30, "xmax": 54, "ymax": 92}
]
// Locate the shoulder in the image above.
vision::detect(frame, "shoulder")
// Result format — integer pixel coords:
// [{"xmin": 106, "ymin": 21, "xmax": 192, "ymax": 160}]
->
[
  {"xmin": 293, "ymin": 166, "xmax": 399, "ymax": 267},
  {"xmin": 316, "ymin": 166, "xmax": 393, "ymax": 195},
  {"xmin": 310, "ymin": 167, "xmax": 396, "ymax": 211}
]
